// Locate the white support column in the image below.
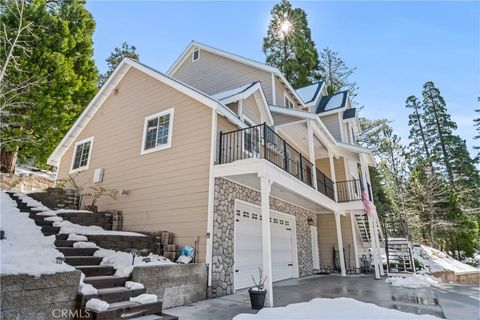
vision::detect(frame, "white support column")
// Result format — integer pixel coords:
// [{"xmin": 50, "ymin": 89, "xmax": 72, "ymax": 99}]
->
[
  {"xmin": 307, "ymin": 121, "xmax": 317, "ymax": 189},
  {"xmin": 334, "ymin": 212, "xmax": 346, "ymax": 276},
  {"xmin": 260, "ymin": 176, "xmax": 274, "ymax": 307},
  {"xmin": 373, "ymin": 212, "xmax": 385, "ymax": 276},
  {"xmin": 328, "ymin": 150, "xmax": 337, "ymax": 201},
  {"xmin": 271, "ymin": 73, "xmax": 276, "ymax": 105},
  {"xmin": 360, "ymin": 155, "xmax": 381, "ymax": 279},
  {"xmin": 349, "ymin": 212, "xmax": 360, "ymax": 270}
]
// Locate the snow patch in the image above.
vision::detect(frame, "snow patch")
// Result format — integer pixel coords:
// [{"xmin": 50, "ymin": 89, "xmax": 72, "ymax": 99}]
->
[
  {"xmin": 79, "ymin": 283, "xmax": 98, "ymax": 295},
  {"xmin": 85, "ymin": 298, "xmax": 109, "ymax": 312},
  {"xmin": 385, "ymin": 275, "xmax": 440, "ymax": 288},
  {"xmin": 233, "ymin": 297, "xmax": 441, "ymax": 320},
  {"xmin": 325, "ymin": 92, "xmax": 345, "ymax": 111},
  {"xmin": 94, "ymin": 249, "xmax": 174, "ymax": 277},
  {"xmin": 73, "ymin": 242, "xmax": 98, "ymax": 249},
  {"xmin": 67, "ymin": 233, "xmax": 88, "ymax": 241},
  {"xmin": 129, "ymin": 294, "xmax": 157, "ymax": 304},
  {"xmin": 55, "ymin": 220, "xmax": 145, "ymax": 237},
  {"xmin": 44, "ymin": 216, "xmax": 63, "ymax": 222},
  {"xmin": 413, "ymin": 245, "xmax": 477, "ymax": 273},
  {"xmin": 211, "ymin": 83, "xmax": 254, "ymax": 101},
  {"xmin": 125, "ymin": 281, "xmax": 145, "ymax": 290},
  {"xmin": 0, "ymin": 192, "xmax": 74, "ymax": 276},
  {"xmin": 296, "ymin": 83, "xmax": 321, "ymax": 103}
]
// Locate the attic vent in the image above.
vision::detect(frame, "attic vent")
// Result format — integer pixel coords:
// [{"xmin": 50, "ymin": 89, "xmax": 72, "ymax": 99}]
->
[{"xmin": 192, "ymin": 49, "xmax": 200, "ymax": 62}]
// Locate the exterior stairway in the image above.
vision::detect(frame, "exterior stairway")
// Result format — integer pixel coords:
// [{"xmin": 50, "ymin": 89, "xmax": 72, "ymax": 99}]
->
[
  {"xmin": 385, "ymin": 238, "xmax": 416, "ymax": 275},
  {"xmin": 8, "ymin": 193, "xmax": 177, "ymax": 320},
  {"xmin": 354, "ymin": 213, "xmax": 371, "ymax": 244}
]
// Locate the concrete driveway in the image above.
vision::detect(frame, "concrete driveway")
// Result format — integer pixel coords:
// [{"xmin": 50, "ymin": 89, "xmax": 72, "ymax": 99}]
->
[{"xmin": 165, "ymin": 274, "xmax": 479, "ymax": 320}]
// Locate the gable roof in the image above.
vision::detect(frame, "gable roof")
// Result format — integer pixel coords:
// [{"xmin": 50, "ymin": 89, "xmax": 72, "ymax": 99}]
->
[
  {"xmin": 211, "ymin": 82, "xmax": 274, "ymax": 125},
  {"xmin": 316, "ymin": 90, "xmax": 349, "ymax": 114},
  {"xmin": 167, "ymin": 41, "xmax": 306, "ymax": 107},
  {"xmin": 47, "ymin": 58, "xmax": 246, "ymax": 166},
  {"xmin": 296, "ymin": 81, "xmax": 324, "ymax": 104}
]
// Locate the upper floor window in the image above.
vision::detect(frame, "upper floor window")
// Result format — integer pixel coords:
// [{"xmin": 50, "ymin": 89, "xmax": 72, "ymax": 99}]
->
[
  {"xmin": 71, "ymin": 137, "xmax": 94, "ymax": 173},
  {"xmin": 284, "ymin": 94, "xmax": 294, "ymax": 109},
  {"xmin": 192, "ymin": 49, "xmax": 200, "ymax": 62},
  {"xmin": 141, "ymin": 108, "xmax": 174, "ymax": 155}
]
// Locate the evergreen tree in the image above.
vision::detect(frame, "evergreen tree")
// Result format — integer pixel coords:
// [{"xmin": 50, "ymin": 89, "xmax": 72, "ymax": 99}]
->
[
  {"xmin": 405, "ymin": 95, "xmax": 430, "ymax": 161},
  {"xmin": 474, "ymin": 106, "xmax": 479, "ymax": 161},
  {"xmin": 98, "ymin": 42, "xmax": 139, "ymax": 87},
  {"xmin": 263, "ymin": 0, "xmax": 320, "ymax": 88},
  {"xmin": 1, "ymin": 0, "xmax": 98, "ymax": 169},
  {"xmin": 318, "ymin": 48, "xmax": 358, "ymax": 100}
]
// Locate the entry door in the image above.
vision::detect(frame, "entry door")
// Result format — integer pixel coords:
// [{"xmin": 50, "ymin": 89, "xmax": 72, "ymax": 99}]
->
[
  {"xmin": 234, "ymin": 201, "xmax": 295, "ymax": 290},
  {"xmin": 310, "ymin": 225, "xmax": 320, "ymax": 270}
]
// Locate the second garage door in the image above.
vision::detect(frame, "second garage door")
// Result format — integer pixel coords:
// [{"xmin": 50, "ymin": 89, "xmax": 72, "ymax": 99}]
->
[{"xmin": 234, "ymin": 201, "xmax": 296, "ymax": 290}]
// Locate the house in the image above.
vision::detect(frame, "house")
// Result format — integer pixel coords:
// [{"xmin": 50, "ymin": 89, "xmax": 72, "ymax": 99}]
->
[{"xmin": 48, "ymin": 41, "xmax": 384, "ymax": 306}]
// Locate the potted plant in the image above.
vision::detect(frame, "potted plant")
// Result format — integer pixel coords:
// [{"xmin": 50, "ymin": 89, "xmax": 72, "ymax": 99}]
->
[{"xmin": 248, "ymin": 267, "xmax": 268, "ymax": 310}]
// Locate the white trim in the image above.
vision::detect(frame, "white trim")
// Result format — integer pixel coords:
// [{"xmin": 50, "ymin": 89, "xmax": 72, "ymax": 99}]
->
[
  {"xmin": 350, "ymin": 212, "xmax": 360, "ymax": 270},
  {"xmin": 69, "ymin": 136, "xmax": 94, "ymax": 174},
  {"xmin": 238, "ymin": 99, "xmax": 243, "ymax": 119},
  {"xmin": 310, "ymin": 225, "xmax": 320, "ymax": 270},
  {"xmin": 271, "ymin": 73, "xmax": 276, "ymax": 105},
  {"xmin": 167, "ymin": 41, "xmax": 305, "ymax": 107},
  {"xmin": 192, "ymin": 49, "xmax": 200, "ymax": 62},
  {"xmin": 140, "ymin": 108, "xmax": 174, "ymax": 155},
  {"xmin": 284, "ymin": 92, "xmax": 294, "ymax": 109},
  {"xmin": 206, "ymin": 109, "xmax": 217, "ymax": 287}
]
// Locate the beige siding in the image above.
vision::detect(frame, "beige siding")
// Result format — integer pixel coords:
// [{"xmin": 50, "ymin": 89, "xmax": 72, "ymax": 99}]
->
[
  {"xmin": 56, "ymin": 68, "xmax": 213, "ymax": 262},
  {"xmin": 317, "ymin": 213, "xmax": 359, "ymax": 268},
  {"xmin": 271, "ymin": 113, "xmax": 300, "ymax": 126},
  {"xmin": 226, "ymin": 102, "xmax": 238, "ymax": 116},
  {"xmin": 274, "ymin": 77, "xmax": 300, "ymax": 109},
  {"xmin": 320, "ymin": 114, "xmax": 342, "ymax": 141},
  {"xmin": 334, "ymin": 158, "xmax": 347, "ymax": 181},
  {"xmin": 315, "ymin": 158, "xmax": 331, "ymax": 179},
  {"xmin": 242, "ymin": 95, "xmax": 261, "ymax": 124},
  {"xmin": 172, "ymin": 50, "xmax": 273, "ymax": 104}
]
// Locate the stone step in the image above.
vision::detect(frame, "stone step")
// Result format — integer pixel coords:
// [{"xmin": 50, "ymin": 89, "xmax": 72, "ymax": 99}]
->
[
  {"xmin": 79, "ymin": 287, "xmax": 146, "ymax": 305},
  {"xmin": 41, "ymin": 226, "xmax": 60, "ymax": 234},
  {"xmin": 57, "ymin": 247, "xmax": 98, "ymax": 256},
  {"xmin": 56, "ymin": 234, "xmax": 69, "ymax": 240},
  {"xmin": 85, "ymin": 301, "xmax": 165, "ymax": 320},
  {"xmin": 65, "ymin": 256, "xmax": 103, "ymax": 266},
  {"xmin": 35, "ymin": 219, "xmax": 54, "ymax": 227},
  {"xmin": 75, "ymin": 265, "xmax": 115, "ymax": 277},
  {"xmin": 29, "ymin": 213, "xmax": 48, "ymax": 220},
  {"xmin": 55, "ymin": 240, "xmax": 77, "ymax": 247},
  {"xmin": 83, "ymin": 276, "xmax": 130, "ymax": 289}
]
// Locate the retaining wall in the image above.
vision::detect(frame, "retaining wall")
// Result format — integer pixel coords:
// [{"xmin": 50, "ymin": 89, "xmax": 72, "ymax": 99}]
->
[
  {"xmin": 131, "ymin": 263, "xmax": 207, "ymax": 309},
  {"xmin": 0, "ymin": 270, "xmax": 81, "ymax": 320}
]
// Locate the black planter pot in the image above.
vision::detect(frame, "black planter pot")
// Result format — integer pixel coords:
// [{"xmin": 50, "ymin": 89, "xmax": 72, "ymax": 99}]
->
[{"xmin": 248, "ymin": 288, "xmax": 267, "ymax": 310}]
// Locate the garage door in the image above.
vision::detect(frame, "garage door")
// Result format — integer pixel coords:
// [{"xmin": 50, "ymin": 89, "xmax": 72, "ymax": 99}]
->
[{"xmin": 234, "ymin": 201, "xmax": 296, "ymax": 290}]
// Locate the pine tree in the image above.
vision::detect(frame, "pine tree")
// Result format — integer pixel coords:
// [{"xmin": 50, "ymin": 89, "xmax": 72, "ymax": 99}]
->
[
  {"xmin": 422, "ymin": 81, "xmax": 456, "ymax": 186},
  {"xmin": 98, "ymin": 42, "xmax": 139, "ymax": 87},
  {"xmin": 474, "ymin": 106, "xmax": 479, "ymax": 161},
  {"xmin": 405, "ymin": 96, "xmax": 431, "ymax": 161},
  {"xmin": 318, "ymin": 48, "xmax": 358, "ymax": 100},
  {"xmin": 0, "ymin": 0, "xmax": 99, "ymax": 169},
  {"xmin": 263, "ymin": 0, "xmax": 321, "ymax": 88}
]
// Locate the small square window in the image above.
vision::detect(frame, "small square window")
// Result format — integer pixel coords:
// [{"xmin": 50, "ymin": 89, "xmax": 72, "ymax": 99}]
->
[
  {"xmin": 141, "ymin": 108, "xmax": 174, "ymax": 155},
  {"xmin": 70, "ymin": 137, "xmax": 93, "ymax": 173},
  {"xmin": 192, "ymin": 49, "xmax": 200, "ymax": 62}
]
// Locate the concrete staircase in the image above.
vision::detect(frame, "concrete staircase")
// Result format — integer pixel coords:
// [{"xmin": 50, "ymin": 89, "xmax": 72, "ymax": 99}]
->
[{"xmin": 8, "ymin": 193, "xmax": 177, "ymax": 320}]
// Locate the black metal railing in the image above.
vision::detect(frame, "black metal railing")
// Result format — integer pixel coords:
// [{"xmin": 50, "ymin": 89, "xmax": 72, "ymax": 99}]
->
[
  {"xmin": 336, "ymin": 179, "xmax": 362, "ymax": 202},
  {"xmin": 219, "ymin": 123, "xmax": 316, "ymax": 189},
  {"xmin": 316, "ymin": 169, "xmax": 335, "ymax": 200}
]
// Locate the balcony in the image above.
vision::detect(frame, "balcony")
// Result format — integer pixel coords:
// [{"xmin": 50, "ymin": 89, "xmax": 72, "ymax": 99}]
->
[{"xmin": 218, "ymin": 123, "xmax": 335, "ymax": 201}]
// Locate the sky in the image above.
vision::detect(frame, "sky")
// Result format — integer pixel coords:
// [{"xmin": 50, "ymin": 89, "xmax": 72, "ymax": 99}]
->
[{"xmin": 85, "ymin": 0, "xmax": 479, "ymax": 156}]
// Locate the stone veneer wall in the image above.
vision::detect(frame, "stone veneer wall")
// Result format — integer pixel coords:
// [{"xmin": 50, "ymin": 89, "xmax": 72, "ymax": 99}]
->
[
  {"xmin": 211, "ymin": 178, "xmax": 317, "ymax": 297},
  {"xmin": 0, "ymin": 270, "xmax": 81, "ymax": 320}
]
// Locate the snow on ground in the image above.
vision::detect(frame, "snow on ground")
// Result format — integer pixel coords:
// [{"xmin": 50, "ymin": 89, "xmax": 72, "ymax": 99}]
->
[
  {"xmin": 79, "ymin": 283, "xmax": 98, "ymax": 295},
  {"xmin": 386, "ymin": 275, "xmax": 440, "ymax": 289},
  {"xmin": 14, "ymin": 165, "xmax": 55, "ymax": 181},
  {"xmin": 73, "ymin": 241, "xmax": 98, "ymax": 248},
  {"xmin": 233, "ymin": 298, "xmax": 440, "ymax": 320},
  {"xmin": 67, "ymin": 233, "xmax": 88, "ymax": 241},
  {"xmin": 94, "ymin": 249, "xmax": 174, "ymax": 277},
  {"xmin": 413, "ymin": 245, "xmax": 478, "ymax": 273},
  {"xmin": 54, "ymin": 220, "xmax": 146, "ymax": 237},
  {"xmin": 85, "ymin": 298, "xmax": 109, "ymax": 312},
  {"xmin": 129, "ymin": 294, "xmax": 157, "ymax": 304},
  {"xmin": 125, "ymin": 281, "xmax": 145, "ymax": 290},
  {"xmin": 0, "ymin": 192, "xmax": 74, "ymax": 276}
]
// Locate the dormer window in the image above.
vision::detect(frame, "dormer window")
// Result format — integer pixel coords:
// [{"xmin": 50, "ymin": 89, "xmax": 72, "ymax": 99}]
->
[
  {"xmin": 284, "ymin": 94, "xmax": 294, "ymax": 109},
  {"xmin": 192, "ymin": 49, "xmax": 200, "ymax": 62}
]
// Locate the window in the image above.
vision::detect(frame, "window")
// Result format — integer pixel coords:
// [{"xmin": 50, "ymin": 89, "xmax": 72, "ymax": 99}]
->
[
  {"xmin": 284, "ymin": 94, "xmax": 294, "ymax": 109},
  {"xmin": 192, "ymin": 49, "xmax": 200, "ymax": 62},
  {"xmin": 141, "ymin": 108, "xmax": 174, "ymax": 155},
  {"xmin": 70, "ymin": 137, "xmax": 94, "ymax": 172}
]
